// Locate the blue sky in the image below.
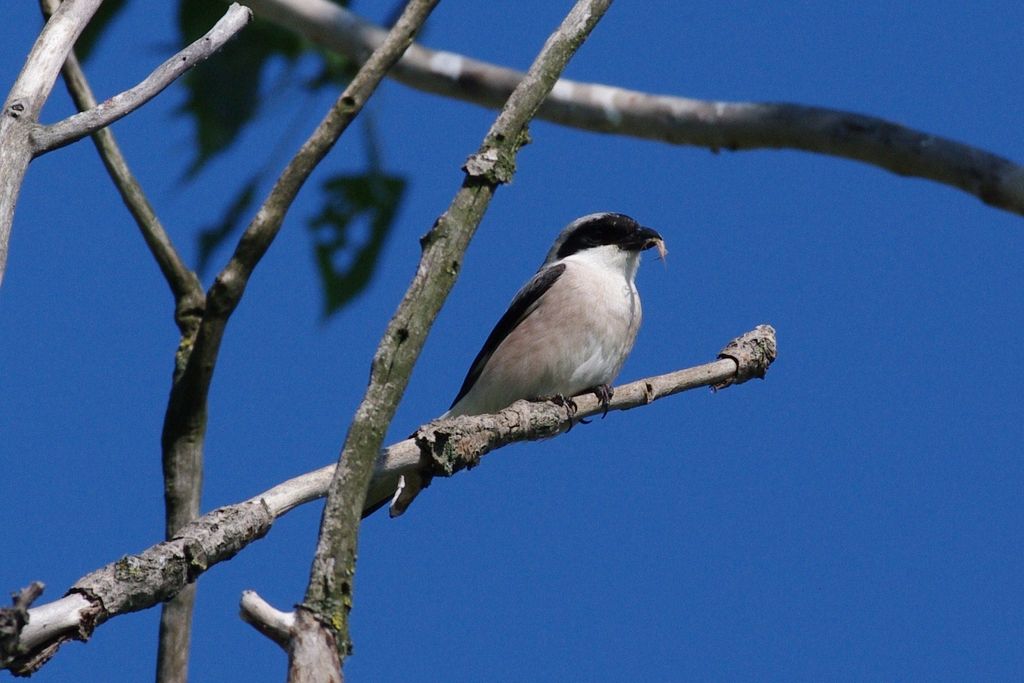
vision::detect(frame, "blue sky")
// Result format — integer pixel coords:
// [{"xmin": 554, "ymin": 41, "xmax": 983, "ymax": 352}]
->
[{"xmin": 2, "ymin": 1, "xmax": 1023, "ymax": 681}]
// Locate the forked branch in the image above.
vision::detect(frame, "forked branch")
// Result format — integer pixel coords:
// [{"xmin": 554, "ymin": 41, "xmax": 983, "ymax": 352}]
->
[
  {"xmin": 31, "ymin": 4, "xmax": 252, "ymax": 155},
  {"xmin": 40, "ymin": 0, "xmax": 203, "ymax": 323}
]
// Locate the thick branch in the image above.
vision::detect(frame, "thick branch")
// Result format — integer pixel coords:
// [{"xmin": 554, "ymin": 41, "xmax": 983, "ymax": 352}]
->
[
  {"xmin": 41, "ymin": 0, "xmax": 203, "ymax": 325},
  {"xmin": 243, "ymin": 0, "xmax": 1024, "ymax": 218},
  {"xmin": 297, "ymin": 0, "xmax": 612, "ymax": 672},
  {"xmin": 0, "ymin": 0, "xmax": 103, "ymax": 287},
  {"xmin": 4, "ymin": 325, "xmax": 774, "ymax": 675},
  {"xmin": 32, "ymin": 4, "xmax": 252, "ymax": 155}
]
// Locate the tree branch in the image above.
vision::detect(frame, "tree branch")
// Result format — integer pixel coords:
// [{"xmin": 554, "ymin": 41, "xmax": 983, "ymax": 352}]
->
[
  {"xmin": 32, "ymin": 8, "xmax": 215, "ymax": 670},
  {"xmin": 0, "ymin": 582, "xmax": 46, "ymax": 672},
  {"xmin": 0, "ymin": 0, "xmax": 103, "ymax": 287},
  {"xmin": 214, "ymin": 1, "xmax": 436, "ymax": 306},
  {"xmin": 3, "ymin": 324, "xmax": 775, "ymax": 676},
  {"xmin": 31, "ymin": 4, "xmax": 252, "ymax": 155},
  {"xmin": 39, "ymin": 0, "xmax": 204, "ymax": 329},
  {"xmin": 150, "ymin": 1, "xmax": 439, "ymax": 679},
  {"xmin": 242, "ymin": 0, "xmax": 1024, "ymax": 219},
  {"xmin": 239, "ymin": 591, "xmax": 294, "ymax": 651},
  {"xmin": 387, "ymin": 324, "xmax": 778, "ymax": 516},
  {"xmin": 292, "ymin": 1, "xmax": 612, "ymax": 676}
]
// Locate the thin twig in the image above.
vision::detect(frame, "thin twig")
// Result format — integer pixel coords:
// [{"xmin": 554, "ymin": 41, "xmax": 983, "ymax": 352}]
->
[
  {"xmin": 212, "ymin": 5, "xmax": 424, "ymax": 303},
  {"xmin": 40, "ymin": 0, "xmax": 203, "ymax": 320},
  {"xmin": 5, "ymin": 325, "xmax": 775, "ymax": 675},
  {"xmin": 31, "ymin": 4, "xmax": 252, "ymax": 155},
  {"xmin": 243, "ymin": 0, "xmax": 1024, "ymax": 219}
]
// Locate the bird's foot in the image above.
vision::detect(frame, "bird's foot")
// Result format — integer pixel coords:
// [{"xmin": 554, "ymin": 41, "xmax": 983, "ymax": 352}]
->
[
  {"xmin": 550, "ymin": 393, "xmax": 586, "ymax": 430},
  {"xmin": 592, "ymin": 383, "xmax": 614, "ymax": 418}
]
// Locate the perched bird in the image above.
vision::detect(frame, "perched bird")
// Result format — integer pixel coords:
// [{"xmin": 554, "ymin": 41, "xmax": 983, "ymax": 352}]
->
[
  {"xmin": 445, "ymin": 212, "xmax": 665, "ymax": 418},
  {"xmin": 384, "ymin": 212, "xmax": 665, "ymax": 517}
]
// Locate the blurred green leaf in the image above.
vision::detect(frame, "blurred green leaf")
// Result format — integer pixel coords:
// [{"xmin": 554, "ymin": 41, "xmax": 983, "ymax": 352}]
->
[
  {"xmin": 177, "ymin": 0, "xmax": 305, "ymax": 175},
  {"xmin": 195, "ymin": 178, "xmax": 259, "ymax": 276},
  {"xmin": 177, "ymin": 0, "xmax": 402, "ymax": 311},
  {"xmin": 309, "ymin": 173, "xmax": 406, "ymax": 318},
  {"xmin": 74, "ymin": 0, "xmax": 130, "ymax": 62},
  {"xmin": 305, "ymin": 46, "xmax": 359, "ymax": 89}
]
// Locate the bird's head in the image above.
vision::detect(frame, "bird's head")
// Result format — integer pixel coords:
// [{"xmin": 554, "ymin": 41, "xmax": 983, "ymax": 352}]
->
[{"xmin": 544, "ymin": 212, "xmax": 666, "ymax": 266}]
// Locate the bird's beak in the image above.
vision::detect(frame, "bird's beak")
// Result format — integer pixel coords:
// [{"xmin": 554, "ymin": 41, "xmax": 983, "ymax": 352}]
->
[{"xmin": 637, "ymin": 226, "xmax": 667, "ymax": 260}]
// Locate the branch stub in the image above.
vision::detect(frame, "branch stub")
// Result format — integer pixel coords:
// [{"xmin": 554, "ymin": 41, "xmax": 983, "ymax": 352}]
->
[{"xmin": 714, "ymin": 324, "xmax": 777, "ymax": 389}]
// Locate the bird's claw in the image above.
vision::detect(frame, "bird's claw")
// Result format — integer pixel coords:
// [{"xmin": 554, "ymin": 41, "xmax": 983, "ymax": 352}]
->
[
  {"xmin": 549, "ymin": 385, "xmax": 613, "ymax": 429},
  {"xmin": 551, "ymin": 393, "xmax": 584, "ymax": 430},
  {"xmin": 552, "ymin": 393, "xmax": 578, "ymax": 414},
  {"xmin": 593, "ymin": 383, "xmax": 614, "ymax": 418}
]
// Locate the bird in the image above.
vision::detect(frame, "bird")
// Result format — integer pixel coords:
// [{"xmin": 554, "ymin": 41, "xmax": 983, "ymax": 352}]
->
[
  {"xmin": 444, "ymin": 211, "xmax": 665, "ymax": 419},
  {"xmin": 383, "ymin": 212, "xmax": 665, "ymax": 518}
]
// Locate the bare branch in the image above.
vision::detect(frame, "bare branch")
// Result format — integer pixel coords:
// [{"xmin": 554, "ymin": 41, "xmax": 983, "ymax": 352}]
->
[
  {"xmin": 296, "ymin": 1, "xmax": 612, "ymax": 673},
  {"xmin": 8, "ymin": 593, "xmax": 95, "ymax": 676},
  {"xmin": 212, "ymin": 0, "xmax": 433, "ymax": 309},
  {"xmin": 40, "ymin": 0, "xmax": 203, "ymax": 323},
  {"xmin": 10, "ymin": 501, "xmax": 272, "ymax": 675},
  {"xmin": 3, "ymin": 325, "xmax": 774, "ymax": 675},
  {"xmin": 0, "ymin": 0, "xmax": 103, "ymax": 286},
  {"xmin": 240, "ymin": 591, "xmax": 294, "ymax": 651},
  {"xmin": 0, "ymin": 582, "xmax": 46, "ymax": 673},
  {"xmin": 243, "ymin": 0, "xmax": 1024, "ymax": 219},
  {"xmin": 22, "ymin": 30, "xmax": 248, "ymax": 678},
  {"xmin": 132, "ymin": 11, "xmax": 252, "ymax": 683},
  {"xmin": 289, "ymin": 611, "xmax": 342, "ymax": 683},
  {"xmin": 386, "ymin": 325, "xmax": 778, "ymax": 515},
  {"xmin": 151, "ymin": 1, "xmax": 436, "ymax": 678},
  {"xmin": 32, "ymin": 4, "xmax": 252, "ymax": 155},
  {"xmin": 20, "ymin": 12, "xmax": 252, "ymax": 671}
]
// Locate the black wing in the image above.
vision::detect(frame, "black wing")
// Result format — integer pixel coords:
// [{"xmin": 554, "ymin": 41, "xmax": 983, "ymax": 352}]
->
[{"xmin": 449, "ymin": 263, "xmax": 567, "ymax": 409}]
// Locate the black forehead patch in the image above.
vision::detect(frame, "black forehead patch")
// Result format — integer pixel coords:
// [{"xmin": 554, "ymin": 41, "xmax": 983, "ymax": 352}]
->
[{"xmin": 554, "ymin": 213, "xmax": 642, "ymax": 259}]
